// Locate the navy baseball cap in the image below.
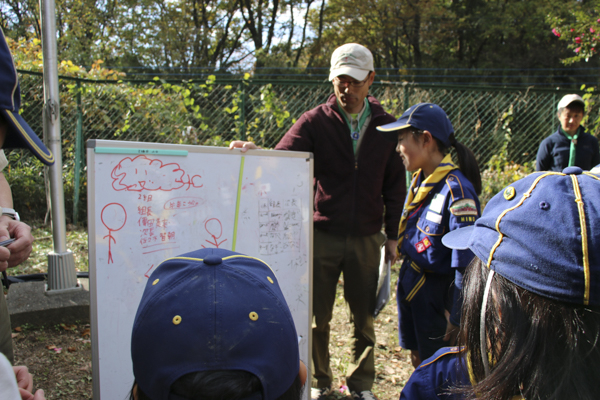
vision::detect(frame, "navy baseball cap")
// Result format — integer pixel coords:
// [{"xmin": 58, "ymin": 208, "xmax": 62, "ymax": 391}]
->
[
  {"xmin": 377, "ymin": 103, "xmax": 455, "ymax": 147},
  {"xmin": 131, "ymin": 248, "xmax": 300, "ymax": 400},
  {"xmin": 442, "ymin": 167, "xmax": 600, "ymax": 306},
  {"xmin": 0, "ymin": 28, "xmax": 54, "ymax": 165}
]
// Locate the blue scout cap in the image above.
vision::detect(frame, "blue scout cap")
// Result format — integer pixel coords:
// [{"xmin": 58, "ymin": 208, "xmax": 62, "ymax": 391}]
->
[
  {"xmin": 442, "ymin": 167, "xmax": 600, "ymax": 306},
  {"xmin": 131, "ymin": 248, "xmax": 300, "ymax": 400},
  {"xmin": 377, "ymin": 103, "xmax": 455, "ymax": 147},
  {"xmin": 0, "ymin": 29, "xmax": 54, "ymax": 165}
]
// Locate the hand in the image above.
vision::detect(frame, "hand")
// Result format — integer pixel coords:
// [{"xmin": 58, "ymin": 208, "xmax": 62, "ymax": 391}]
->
[
  {"xmin": 19, "ymin": 388, "xmax": 45, "ymax": 400},
  {"xmin": 0, "ymin": 216, "xmax": 33, "ymax": 270},
  {"xmin": 13, "ymin": 365, "xmax": 33, "ymax": 393},
  {"xmin": 228, "ymin": 141, "xmax": 260, "ymax": 153},
  {"xmin": 384, "ymin": 239, "xmax": 398, "ymax": 265}
]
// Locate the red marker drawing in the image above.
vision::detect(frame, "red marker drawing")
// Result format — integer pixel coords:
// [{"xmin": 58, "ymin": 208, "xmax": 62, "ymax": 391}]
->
[{"xmin": 101, "ymin": 203, "xmax": 127, "ymax": 264}]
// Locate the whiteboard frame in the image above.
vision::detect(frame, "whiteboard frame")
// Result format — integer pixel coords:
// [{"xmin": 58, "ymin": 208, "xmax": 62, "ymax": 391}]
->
[{"xmin": 87, "ymin": 139, "xmax": 313, "ymax": 400}]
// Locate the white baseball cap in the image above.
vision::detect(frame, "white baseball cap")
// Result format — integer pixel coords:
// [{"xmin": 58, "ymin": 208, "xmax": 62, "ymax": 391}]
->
[
  {"xmin": 557, "ymin": 94, "xmax": 585, "ymax": 111},
  {"xmin": 329, "ymin": 43, "xmax": 374, "ymax": 81}
]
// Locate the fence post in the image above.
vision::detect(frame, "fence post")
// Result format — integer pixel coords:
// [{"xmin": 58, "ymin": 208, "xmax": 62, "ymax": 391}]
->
[
  {"xmin": 73, "ymin": 80, "xmax": 83, "ymax": 225},
  {"xmin": 240, "ymin": 80, "xmax": 247, "ymax": 140}
]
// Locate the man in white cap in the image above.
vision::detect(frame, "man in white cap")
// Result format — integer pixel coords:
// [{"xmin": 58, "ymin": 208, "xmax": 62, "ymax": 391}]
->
[
  {"xmin": 536, "ymin": 94, "xmax": 600, "ymax": 171},
  {"xmin": 230, "ymin": 43, "xmax": 406, "ymax": 400}
]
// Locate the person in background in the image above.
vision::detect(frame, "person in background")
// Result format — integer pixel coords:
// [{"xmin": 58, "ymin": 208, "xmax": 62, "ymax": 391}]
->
[
  {"xmin": 536, "ymin": 94, "xmax": 600, "ymax": 171},
  {"xmin": 0, "ymin": 28, "xmax": 55, "ymax": 363},
  {"xmin": 400, "ymin": 166, "xmax": 600, "ymax": 400},
  {"xmin": 377, "ymin": 103, "xmax": 481, "ymax": 368},
  {"xmin": 230, "ymin": 43, "xmax": 406, "ymax": 400},
  {"xmin": 130, "ymin": 248, "xmax": 306, "ymax": 400}
]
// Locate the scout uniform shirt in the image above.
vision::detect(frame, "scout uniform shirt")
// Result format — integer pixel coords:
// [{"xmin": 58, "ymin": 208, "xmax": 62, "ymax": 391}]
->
[{"xmin": 398, "ymin": 169, "xmax": 480, "ymax": 324}]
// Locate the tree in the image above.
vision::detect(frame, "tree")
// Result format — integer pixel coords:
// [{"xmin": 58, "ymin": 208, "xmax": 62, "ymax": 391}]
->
[{"xmin": 547, "ymin": 0, "xmax": 600, "ymax": 64}]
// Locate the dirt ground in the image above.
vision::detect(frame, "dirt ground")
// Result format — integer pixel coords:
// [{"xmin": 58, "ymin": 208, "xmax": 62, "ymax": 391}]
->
[
  {"xmin": 12, "ymin": 322, "xmax": 93, "ymax": 399},
  {"xmin": 11, "ymin": 271, "xmax": 413, "ymax": 400}
]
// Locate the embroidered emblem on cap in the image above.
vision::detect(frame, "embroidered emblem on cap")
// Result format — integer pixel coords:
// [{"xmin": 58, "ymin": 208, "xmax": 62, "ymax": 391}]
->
[
  {"xmin": 249, "ymin": 312, "xmax": 259, "ymax": 321},
  {"xmin": 267, "ymin": 276, "xmax": 274, "ymax": 284},
  {"xmin": 152, "ymin": 279, "xmax": 159, "ymax": 285},
  {"xmin": 503, "ymin": 186, "xmax": 516, "ymax": 200},
  {"xmin": 173, "ymin": 315, "xmax": 182, "ymax": 325}
]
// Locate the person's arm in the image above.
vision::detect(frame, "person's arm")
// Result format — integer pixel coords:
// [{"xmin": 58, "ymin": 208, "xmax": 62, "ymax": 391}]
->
[
  {"xmin": 591, "ymin": 137, "xmax": 600, "ymax": 168},
  {"xmin": 381, "ymin": 145, "xmax": 406, "ymax": 264},
  {"xmin": 0, "ymin": 172, "xmax": 13, "ymax": 208},
  {"xmin": 536, "ymin": 137, "xmax": 553, "ymax": 171}
]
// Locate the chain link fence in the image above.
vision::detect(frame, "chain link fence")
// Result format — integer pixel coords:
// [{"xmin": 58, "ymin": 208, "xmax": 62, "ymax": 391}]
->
[{"xmin": 10, "ymin": 70, "xmax": 600, "ymax": 224}]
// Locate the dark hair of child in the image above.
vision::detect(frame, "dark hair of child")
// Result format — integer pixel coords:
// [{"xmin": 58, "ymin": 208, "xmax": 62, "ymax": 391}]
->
[
  {"xmin": 454, "ymin": 258, "xmax": 600, "ymax": 400},
  {"xmin": 410, "ymin": 130, "xmax": 482, "ymax": 195},
  {"xmin": 129, "ymin": 370, "xmax": 304, "ymax": 400}
]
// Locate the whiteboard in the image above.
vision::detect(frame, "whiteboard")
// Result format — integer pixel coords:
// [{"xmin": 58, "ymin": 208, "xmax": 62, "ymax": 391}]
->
[{"xmin": 87, "ymin": 139, "xmax": 313, "ymax": 400}]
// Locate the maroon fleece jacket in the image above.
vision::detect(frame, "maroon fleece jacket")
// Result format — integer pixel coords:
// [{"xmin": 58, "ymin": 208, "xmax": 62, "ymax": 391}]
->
[{"xmin": 275, "ymin": 94, "xmax": 406, "ymax": 238}]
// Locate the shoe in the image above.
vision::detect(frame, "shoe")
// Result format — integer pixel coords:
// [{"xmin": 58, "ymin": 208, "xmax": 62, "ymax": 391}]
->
[
  {"xmin": 311, "ymin": 386, "xmax": 332, "ymax": 400},
  {"xmin": 351, "ymin": 390, "xmax": 379, "ymax": 400}
]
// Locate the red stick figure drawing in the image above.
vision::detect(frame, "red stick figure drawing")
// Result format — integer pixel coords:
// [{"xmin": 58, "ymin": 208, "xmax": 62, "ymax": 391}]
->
[
  {"xmin": 101, "ymin": 203, "xmax": 127, "ymax": 264},
  {"xmin": 202, "ymin": 218, "xmax": 227, "ymax": 248}
]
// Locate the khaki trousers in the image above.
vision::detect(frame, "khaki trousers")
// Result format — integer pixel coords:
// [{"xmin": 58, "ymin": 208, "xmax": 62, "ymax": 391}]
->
[
  {"xmin": 311, "ymin": 228, "xmax": 385, "ymax": 393},
  {"xmin": 0, "ymin": 290, "xmax": 13, "ymax": 364}
]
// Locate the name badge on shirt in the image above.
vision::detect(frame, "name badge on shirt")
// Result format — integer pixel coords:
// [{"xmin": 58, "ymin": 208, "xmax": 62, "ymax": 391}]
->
[
  {"xmin": 429, "ymin": 193, "xmax": 445, "ymax": 214},
  {"xmin": 425, "ymin": 210, "xmax": 443, "ymax": 224}
]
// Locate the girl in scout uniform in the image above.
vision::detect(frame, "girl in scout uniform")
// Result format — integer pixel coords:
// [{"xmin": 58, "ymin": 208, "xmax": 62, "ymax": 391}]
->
[
  {"xmin": 399, "ymin": 167, "xmax": 600, "ymax": 400},
  {"xmin": 377, "ymin": 103, "xmax": 481, "ymax": 367}
]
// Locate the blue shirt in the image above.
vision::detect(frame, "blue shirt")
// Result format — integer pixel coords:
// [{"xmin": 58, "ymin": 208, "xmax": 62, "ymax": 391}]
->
[{"xmin": 400, "ymin": 347, "xmax": 470, "ymax": 400}]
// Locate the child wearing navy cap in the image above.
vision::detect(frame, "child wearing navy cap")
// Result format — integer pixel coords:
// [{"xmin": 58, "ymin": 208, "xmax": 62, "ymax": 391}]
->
[
  {"xmin": 400, "ymin": 167, "xmax": 600, "ymax": 399},
  {"xmin": 130, "ymin": 248, "xmax": 306, "ymax": 400},
  {"xmin": 377, "ymin": 103, "xmax": 481, "ymax": 367}
]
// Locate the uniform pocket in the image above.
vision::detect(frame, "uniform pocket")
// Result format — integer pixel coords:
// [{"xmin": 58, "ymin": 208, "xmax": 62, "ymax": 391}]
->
[{"xmin": 416, "ymin": 218, "xmax": 446, "ymax": 237}]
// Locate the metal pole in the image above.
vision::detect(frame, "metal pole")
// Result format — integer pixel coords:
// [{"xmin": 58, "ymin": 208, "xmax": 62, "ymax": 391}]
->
[{"xmin": 40, "ymin": 0, "xmax": 78, "ymax": 292}]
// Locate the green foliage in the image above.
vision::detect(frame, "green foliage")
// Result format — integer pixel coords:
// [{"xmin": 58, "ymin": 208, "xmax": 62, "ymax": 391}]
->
[
  {"xmin": 580, "ymin": 84, "xmax": 600, "ymax": 137},
  {"xmin": 479, "ymin": 105, "xmax": 534, "ymax": 208},
  {"xmin": 3, "ymin": 150, "xmax": 47, "ymax": 222}
]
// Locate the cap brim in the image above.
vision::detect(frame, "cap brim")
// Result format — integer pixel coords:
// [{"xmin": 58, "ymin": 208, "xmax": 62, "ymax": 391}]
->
[
  {"xmin": 376, "ymin": 120, "xmax": 412, "ymax": 142},
  {"xmin": 441, "ymin": 225, "xmax": 474, "ymax": 250},
  {"xmin": 1, "ymin": 109, "xmax": 54, "ymax": 165},
  {"xmin": 329, "ymin": 67, "xmax": 369, "ymax": 82}
]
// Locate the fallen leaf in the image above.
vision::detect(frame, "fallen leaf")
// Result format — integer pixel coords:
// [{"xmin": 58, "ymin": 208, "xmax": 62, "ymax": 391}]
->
[
  {"xmin": 385, "ymin": 366, "xmax": 395, "ymax": 375},
  {"xmin": 67, "ymin": 347, "xmax": 77, "ymax": 352},
  {"xmin": 53, "ymin": 347, "xmax": 62, "ymax": 354},
  {"xmin": 61, "ymin": 323, "xmax": 77, "ymax": 331},
  {"xmin": 11, "ymin": 333, "xmax": 19, "ymax": 339},
  {"xmin": 81, "ymin": 328, "xmax": 91, "ymax": 337},
  {"xmin": 13, "ymin": 327, "xmax": 22, "ymax": 332},
  {"xmin": 79, "ymin": 362, "xmax": 91, "ymax": 372},
  {"xmin": 46, "ymin": 345, "xmax": 56, "ymax": 350}
]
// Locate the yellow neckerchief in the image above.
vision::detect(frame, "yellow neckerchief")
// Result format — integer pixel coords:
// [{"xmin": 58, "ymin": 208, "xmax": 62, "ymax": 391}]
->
[{"xmin": 396, "ymin": 153, "xmax": 458, "ymax": 250}]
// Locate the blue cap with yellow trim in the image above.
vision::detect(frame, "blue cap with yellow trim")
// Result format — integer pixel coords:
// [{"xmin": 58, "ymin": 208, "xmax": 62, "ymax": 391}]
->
[
  {"xmin": 0, "ymin": 28, "xmax": 54, "ymax": 165},
  {"xmin": 131, "ymin": 248, "xmax": 300, "ymax": 400},
  {"xmin": 377, "ymin": 103, "xmax": 455, "ymax": 147},
  {"xmin": 442, "ymin": 167, "xmax": 600, "ymax": 306}
]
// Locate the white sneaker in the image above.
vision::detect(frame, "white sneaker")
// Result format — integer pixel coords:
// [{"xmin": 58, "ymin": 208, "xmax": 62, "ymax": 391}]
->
[
  {"xmin": 352, "ymin": 390, "xmax": 379, "ymax": 400},
  {"xmin": 311, "ymin": 386, "xmax": 332, "ymax": 400}
]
